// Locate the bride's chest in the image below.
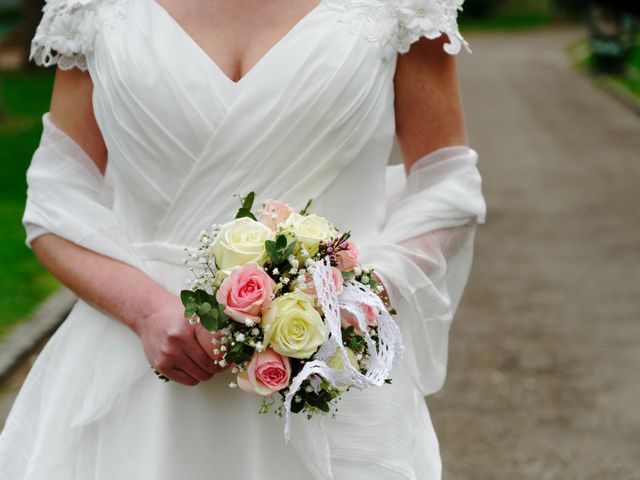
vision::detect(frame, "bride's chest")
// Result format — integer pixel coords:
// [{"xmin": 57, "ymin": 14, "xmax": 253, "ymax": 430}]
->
[
  {"xmin": 91, "ymin": 0, "xmax": 396, "ymax": 110},
  {"xmin": 151, "ymin": 0, "xmax": 325, "ymax": 84},
  {"xmin": 89, "ymin": 0, "xmax": 397, "ymax": 154}
]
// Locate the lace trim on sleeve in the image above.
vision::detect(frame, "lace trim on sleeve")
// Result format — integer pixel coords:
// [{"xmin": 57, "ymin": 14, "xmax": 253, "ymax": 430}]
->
[
  {"xmin": 324, "ymin": 0, "xmax": 470, "ymax": 60},
  {"xmin": 30, "ymin": 0, "xmax": 127, "ymax": 71},
  {"xmin": 395, "ymin": 0, "xmax": 470, "ymax": 55}
]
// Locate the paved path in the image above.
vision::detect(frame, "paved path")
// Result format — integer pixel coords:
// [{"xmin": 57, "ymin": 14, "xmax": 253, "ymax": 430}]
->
[
  {"xmin": 429, "ymin": 27, "xmax": 640, "ymax": 480},
  {"xmin": 2, "ymin": 26, "xmax": 640, "ymax": 479}
]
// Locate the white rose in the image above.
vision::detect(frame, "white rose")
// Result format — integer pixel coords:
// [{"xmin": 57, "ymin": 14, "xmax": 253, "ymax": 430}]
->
[
  {"xmin": 211, "ymin": 217, "xmax": 274, "ymax": 270},
  {"xmin": 284, "ymin": 213, "xmax": 336, "ymax": 256},
  {"xmin": 262, "ymin": 292, "xmax": 328, "ymax": 359}
]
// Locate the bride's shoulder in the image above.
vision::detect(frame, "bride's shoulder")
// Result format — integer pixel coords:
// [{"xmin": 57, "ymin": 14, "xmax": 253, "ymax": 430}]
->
[
  {"xmin": 324, "ymin": 0, "xmax": 470, "ymax": 59},
  {"xmin": 30, "ymin": 0, "xmax": 129, "ymax": 71}
]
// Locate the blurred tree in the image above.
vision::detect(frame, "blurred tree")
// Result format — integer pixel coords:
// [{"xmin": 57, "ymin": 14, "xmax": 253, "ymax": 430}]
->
[
  {"xmin": 586, "ymin": 3, "xmax": 639, "ymax": 74},
  {"xmin": 556, "ymin": 0, "xmax": 640, "ymax": 17},
  {"xmin": 463, "ymin": 0, "xmax": 502, "ymax": 18},
  {"xmin": 22, "ymin": 0, "xmax": 44, "ymax": 69}
]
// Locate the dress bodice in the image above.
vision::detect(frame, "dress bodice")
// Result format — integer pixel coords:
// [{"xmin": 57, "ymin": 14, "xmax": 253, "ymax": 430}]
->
[
  {"xmin": 30, "ymin": 0, "xmax": 468, "ymax": 255},
  {"xmin": 91, "ymin": 0, "xmax": 395, "ymax": 250}
]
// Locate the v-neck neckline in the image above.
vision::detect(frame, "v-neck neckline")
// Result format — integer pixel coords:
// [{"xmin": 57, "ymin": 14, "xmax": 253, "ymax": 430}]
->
[{"xmin": 148, "ymin": 0, "xmax": 325, "ymax": 87}]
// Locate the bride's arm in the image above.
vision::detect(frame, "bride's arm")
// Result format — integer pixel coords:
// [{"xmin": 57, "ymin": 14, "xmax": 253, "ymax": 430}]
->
[
  {"xmin": 391, "ymin": 35, "xmax": 474, "ymax": 269},
  {"xmin": 30, "ymin": 69, "xmax": 221, "ymax": 386},
  {"xmin": 394, "ymin": 36, "xmax": 468, "ymax": 170}
]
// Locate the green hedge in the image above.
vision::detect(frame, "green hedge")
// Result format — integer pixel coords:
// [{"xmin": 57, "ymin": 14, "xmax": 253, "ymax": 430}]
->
[{"xmin": 0, "ymin": 71, "xmax": 59, "ymax": 340}]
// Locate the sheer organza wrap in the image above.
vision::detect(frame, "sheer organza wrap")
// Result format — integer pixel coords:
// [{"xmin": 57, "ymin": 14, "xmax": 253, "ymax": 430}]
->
[
  {"xmin": 360, "ymin": 145, "xmax": 486, "ymax": 394},
  {"xmin": 5, "ymin": 114, "xmax": 151, "ymax": 475},
  {"xmin": 15, "ymin": 115, "xmax": 485, "ymax": 479},
  {"xmin": 288, "ymin": 146, "xmax": 486, "ymax": 479}
]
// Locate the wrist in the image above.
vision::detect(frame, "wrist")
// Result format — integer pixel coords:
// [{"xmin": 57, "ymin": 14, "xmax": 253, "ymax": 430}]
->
[{"xmin": 122, "ymin": 283, "xmax": 177, "ymax": 335}]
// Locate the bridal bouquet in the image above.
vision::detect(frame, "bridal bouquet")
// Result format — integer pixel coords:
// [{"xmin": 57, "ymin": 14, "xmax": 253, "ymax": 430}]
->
[{"xmin": 180, "ymin": 193, "xmax": 403, "ymax": 440}]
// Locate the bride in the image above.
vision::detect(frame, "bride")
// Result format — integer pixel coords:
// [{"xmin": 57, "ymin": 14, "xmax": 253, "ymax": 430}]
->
[{"xmin": 0, "ymin": 0, "xmax": 486, "ymax": 478}]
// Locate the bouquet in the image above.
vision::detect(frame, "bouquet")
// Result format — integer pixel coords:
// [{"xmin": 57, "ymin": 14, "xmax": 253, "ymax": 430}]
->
[{"xmin": 180, "ymin": 193, "xmax": 404, "ymax": 440}]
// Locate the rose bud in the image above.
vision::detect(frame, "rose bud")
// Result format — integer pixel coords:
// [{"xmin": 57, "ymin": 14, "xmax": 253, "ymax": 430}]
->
[
  {"xmin": 335, "ymin": 241, "xmax": 359, "ymax": 272},
  {"xmin": 237, "ymin": 348, "xmax": 291, "ymax": 395}
]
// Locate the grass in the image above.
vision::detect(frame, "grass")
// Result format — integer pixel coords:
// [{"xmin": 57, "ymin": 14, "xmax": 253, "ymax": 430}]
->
[
  {"xmin": 0, "ymin": 70, "xmax": 59, "ymax": 340},
  {"xmin": 460, "ymin": 12, "xmax": 553, "ymax": 31},
  {"xmin": 623, "ymin": 46, "xmax": 640, "ymax": 96}
]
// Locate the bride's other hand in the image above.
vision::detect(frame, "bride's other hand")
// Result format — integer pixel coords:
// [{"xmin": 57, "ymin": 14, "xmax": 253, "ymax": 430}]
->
[
  {"xmin": 31, "ymin": 69, "xmax": 224, "ymax": 388},
  {"xmin": 134, "ymin": 294, "xmax": 224, "ymax": 386}
]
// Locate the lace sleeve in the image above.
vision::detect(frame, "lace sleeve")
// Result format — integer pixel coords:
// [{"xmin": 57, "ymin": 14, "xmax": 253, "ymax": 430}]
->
[
  {"xmin": 325, "ymin": 0, "xmax": 470, "ymax": 60},
  {"xmin": 393, "ymin": 0, "xmax": 470, "ymax": 55},
  {"xmin": 30, "ymin": 0, "xmax": 126, "ymax": 71}
]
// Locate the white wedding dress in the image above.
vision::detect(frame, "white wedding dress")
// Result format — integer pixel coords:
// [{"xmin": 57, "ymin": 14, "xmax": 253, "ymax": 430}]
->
[{"xmin": 0, "ymin": 0, "xmax": 487, "ymax": 478}]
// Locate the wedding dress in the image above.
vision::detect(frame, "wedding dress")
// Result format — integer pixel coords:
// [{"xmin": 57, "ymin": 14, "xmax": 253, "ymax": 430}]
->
[{"xmin": 0, "ymin": 0, "xmax": 486, "ymax": 478}]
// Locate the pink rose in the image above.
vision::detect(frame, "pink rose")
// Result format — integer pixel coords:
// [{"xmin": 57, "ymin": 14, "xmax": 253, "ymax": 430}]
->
[
  {"xmin": 335, "ymin": 242, "xmax": 359, "ymax": 272},
  {"xmin": 237, "ymin": 348, "xmax": 291, "ymax": 395},
  {"xmin": 340, "ymin": 303, "xmax": 378, "ymax": 331},
  {"xmin": 216, "ymin": 262, "xmax": 276, "ymax": 324},
  {"xmin": 258, "ymin": 199, "xmax": 294, "ymax": 231},
  {"xmin": 301, "ymin": 267, "xmax": 344, "ymax": 298}
]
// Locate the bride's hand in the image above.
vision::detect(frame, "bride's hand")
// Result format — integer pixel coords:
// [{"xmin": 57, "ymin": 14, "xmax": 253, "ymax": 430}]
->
[
  {"xmin": 134, "ymin": 294, "xmax": 224, "ymax": 386},
  {"xmin": 194, "ymin": 326, "xmax": 226, "ymax": 363}
]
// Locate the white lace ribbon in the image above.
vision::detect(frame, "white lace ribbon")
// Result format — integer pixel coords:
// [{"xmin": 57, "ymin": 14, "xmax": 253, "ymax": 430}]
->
[{"xmin": 283, "ymin": 257, "xmax": 404, "ymax": 442}]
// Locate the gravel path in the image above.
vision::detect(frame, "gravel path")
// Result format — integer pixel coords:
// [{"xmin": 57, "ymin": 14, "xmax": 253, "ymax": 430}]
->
[
  {"xmin": 429, "ymin": 27, "xmax": 640, "ymax": 480},
  {"xmin": 2, "ymin": 26, "xmax": 639, "ymax": 479}
]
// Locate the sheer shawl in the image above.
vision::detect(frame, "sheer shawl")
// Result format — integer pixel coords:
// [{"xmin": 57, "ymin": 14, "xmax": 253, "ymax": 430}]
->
[{"xmin": 289, "ymin": 146, "xmax": 486, "ymax": 478}]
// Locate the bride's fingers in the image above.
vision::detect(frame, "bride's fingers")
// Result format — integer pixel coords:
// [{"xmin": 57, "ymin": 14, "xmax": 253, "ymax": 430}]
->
[
  {"xmin": 176, "ymin": 355, "xmax": 214, "ymax": 382},
  {"xmin": 185, "ymin": 341, "xmax": 219, "ymax": 375},
  {"xmin": 194, "ymin": 325, "xmax": 224, "ymax": 362},
  {"xmin": 165, "ymin": 368, "xmax": 200, "ymax": 387}
]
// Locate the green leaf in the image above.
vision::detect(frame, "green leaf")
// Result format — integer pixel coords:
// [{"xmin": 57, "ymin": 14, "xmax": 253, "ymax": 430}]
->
[
  {"xmin": 317, "ymin": 399, "xmax": 330, "ymax": 413},
  {"xmin": 290, "ymin": 397, "xmax": 305, "ymax": 414},
  {"xmin": 194, "ymin": 289, "xmax": 210, "ymax": 304},
  {"xmin": 276, "ymin": 234, "xmax": 287, "ymax": 249},
  {"xmin": 235, "ymin": 207, "xmax": 257, "ymax": 221},
  {"xmin": 184, "ymin": 304, "xmax": 197, "ymax": 318},
  {"xmin": 199, "ymin": 313, "xmax": 218, "ymax": 332},
  {"xmin": 198, "ymin": 302, "xmax": 212, "ymax": 315},
  {"xmin": 225, "ymin": 342, "xmax": 253, "ymax": 365},
  {"xmin": 300, "ymin": 198, "xmax": 314, "ymax": 216},
  {"xmin": 265, "ymin": 240, "xmax": 281, "ymax": 264},
  {"xmin": 234, "ymin": 192, "xmax": 257, "ymax": 220},
  {"xmin": 217, "ymin": 307, "xmax": 230, "ymax": 329},
  {"xmin": 180, "ymin": 290, "xmax": 194, "ymax": 307},
  {"xmin": 341, "ymin": 271, "xmax": 354, "ymax": 281},
  {"xmin": 282, "ymin": 241, "xmax": 297, "ymax": 259},
  {"xmin": 243, "ymin": 192, "xmax": 255, "ymax": 210}
]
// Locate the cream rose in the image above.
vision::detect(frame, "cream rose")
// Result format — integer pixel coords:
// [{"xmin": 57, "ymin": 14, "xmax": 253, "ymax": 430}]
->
[
  {"xmin": 327, "ymin": 348, "xmax": 359, "ymax": 371},
  {"xmin": 211, "ymin": 217, "xmax": 274, "ymax": 270},
  {"xmin": 327, "ymin": 348, "xmax": 359, "ymax": 391},
  {"xmin": 284, "ymin": 213, "xmax": 336, "ymax": 256},
  {"xmin": 262, "ymin": 292, "xmax": 328, "ymax": 359}
]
